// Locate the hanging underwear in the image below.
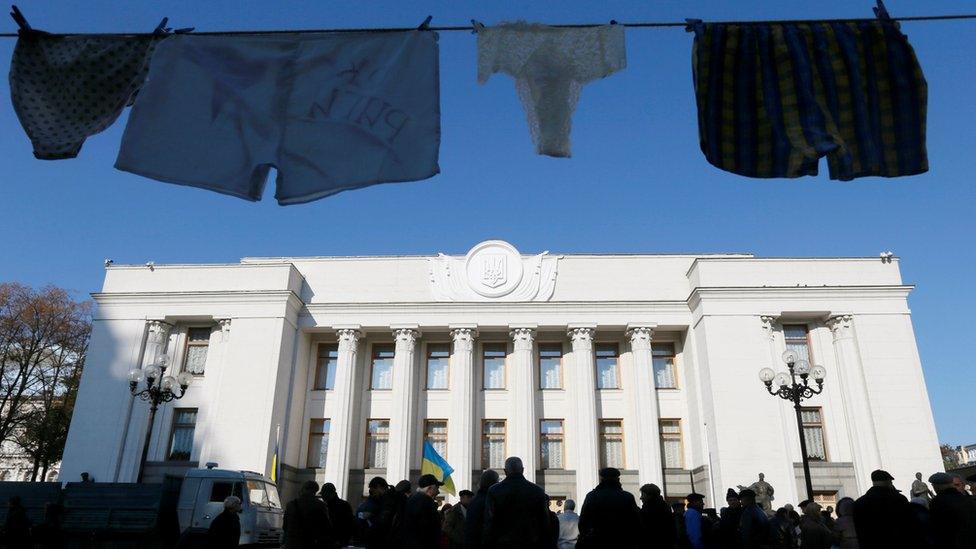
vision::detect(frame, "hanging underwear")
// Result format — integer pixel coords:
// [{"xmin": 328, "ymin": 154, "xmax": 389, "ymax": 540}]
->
[
  {"xmin": 477, "ymin": 22, "xmax": 626, "ymax": 158},
  {"xmin": 9, "ymin": 30, "xmax": 161, "ymax": 159},
  {"xmin": 115, "ymin": 31, "xmax": 440, "ymax": 205}
]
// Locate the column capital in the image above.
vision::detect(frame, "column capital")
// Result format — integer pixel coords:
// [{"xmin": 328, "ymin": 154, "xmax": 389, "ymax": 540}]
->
[
  {"xmin": 392, "ymin": 326, "xmax": 421, "ymax": 351},
  {"xmin": 626, "ymin": 325, "xmax": 655, "ymax": 351},
  {"xmin": 509, "ymin": 326, "xmax": 536, "ymax": 352},
  {"xmin": 336, "ymin": 328, "xmax": 362, "ymax": 352},
  {"xmin": 450, "ymin": 326, "xmax": 479, "ymax": 342},
  {"xmin": 146, "ymin": 320, "xmax": 173, "ymax": 344},
  {"xmin": 568, "ymin": 326, "xmax": 595, "ymax": 350},
  {"xmin": 760, "ymin": 314, "xmax": 779, "ymax": 339},
  {"xmin": 217, "ymin": 319, "xmax": 232, "ymax": 342},
  {"xmin": 826, "ymin": 314, "xmax": 855, "ymax": 339}
]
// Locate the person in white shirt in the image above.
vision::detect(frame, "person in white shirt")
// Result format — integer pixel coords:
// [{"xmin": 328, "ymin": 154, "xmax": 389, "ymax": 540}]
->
[{"xmin": 558, "ymin": 499, "xmax": 580, "ymax": 548}]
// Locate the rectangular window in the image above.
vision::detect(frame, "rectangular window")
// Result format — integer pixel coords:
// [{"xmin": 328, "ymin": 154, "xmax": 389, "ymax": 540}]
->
[
  {"xmin": 425, "ymin": 420, "xmax": 448, "ymax": 459},
  {"xmin": 307, "ymin": 419, "xmax": 330, "ymax": 468},
  {"xmin": 168, "ymin": 408, "xmax": 197, "ymax": 461},
  {"xmin": 784, "ymin": 324, "xmax": 813, "ymax": 362},
  {"xmin": 365, "ymin": 419, "xmax": 390, "ymax": 468},
  {"xmin": 314, "ymin": 345, "xmax": 338, "ymax": 390},
  {"xmin": 426, "ymin": 344, "xmax": 450, "ymax": 390},
  {"xmin": 483, "ymin": 344, "xmax": 506, "ymax": 390},
  {"xmin": 539, "ymin": 344, "xmax": 563, "ymax": 390},
  {"xmin": 652, "ymin": 343, "xmax": 677, "ymax": 389},
  {"xmin": 540, "ymin": 420, "xmax": 565, "ymax": 469},
  {"xmin": 599, "ymin": 420, "xmax": 624, "ymax": 468},
  {"xmin": 482, "ymin": 420, "xmax": 506, "ymax": 469},
  {"xmin": 209, "ymin": 481, "xmax": 243, "ymax": 503},
  {"xmin": 370, "ymin": 345, "xmax": 395, "ymax": 390},
  {"xmin": 183, "ymin": 327, "xmax": 211, "ymax": 375},
  {"xmin": 660, "ymin": 419, "xmax": 684, "ymax": 468},
  {"xmin": 596, "ymin": 344, "xmax": 620, "ymax": 389},
  {"xmin": 800, "ymin": 407, "xmax": 827, "ymax": 461}
]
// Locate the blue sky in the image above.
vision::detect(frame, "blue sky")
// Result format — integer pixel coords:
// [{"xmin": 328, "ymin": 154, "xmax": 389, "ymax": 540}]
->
[{"xmin": 1, "ymin": 1, "xmax": 974, "ymax": 445}]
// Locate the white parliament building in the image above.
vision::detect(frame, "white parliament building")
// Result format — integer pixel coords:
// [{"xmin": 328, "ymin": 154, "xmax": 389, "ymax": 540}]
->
[{"xmin": 61, "ymin": 240, "xmax": 942, "ymax": 507}]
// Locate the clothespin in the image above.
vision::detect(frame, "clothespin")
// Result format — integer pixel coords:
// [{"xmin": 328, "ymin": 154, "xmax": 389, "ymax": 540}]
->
[
  {"xmin": 417, "ymin": 15, "xmax": 432, "ymax": 31},
  {"xmin": 873, "ymin": 0, "xmax": 891, "ymax": 20},
  {"xmin": 470, "ymin": 19, "xmax": 485, "ymax": 34},
  {"xmin": 684, "ymin": 18, "xmax": 703, "ymax": 33},
  {"xmin": 9, "ymin": 5, "xmax": 31, "ymax": 32}
]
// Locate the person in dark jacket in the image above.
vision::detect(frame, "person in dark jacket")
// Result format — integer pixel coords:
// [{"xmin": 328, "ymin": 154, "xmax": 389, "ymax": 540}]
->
[
  {"xmin": 464, "ymin": 469, "xmax": 499, "ymax": 549},
  {"xmin": 320, "ymin": 483, "xmax": 354, "ymax": 548},
  {"xmin": 737, "ymin": 489, "xmax": 769, "ymax": 548},
  {"xmin": 928, "ymin": 472, "xmax": 976, "ymax": 549},
  {"xmin": 852, "ymin": 469, "xmax": 921, "ymax": 549},
  {"xmin": 284, "ymin": 480, "xmax": 333, "ymax": 549},
  {"xmin": 767, "ymin": 508, "xmax": 796, "ymax": 549},
  {"xmin": 4, "ymin": 495, "xmax": 32, "ymax": 549},
  {"xmin": 718, "ymin": 488, "xmax": 741, "ymax": 549},
  {"xmin": 402, "ymin": 474, "xmax": 444, "ymax": 549},
  {"xmin": 482, "ymin": 457, "xmax": 550, "ymax": 549},
  {"xmin": 444, "ymin": 490, "xmax": 474, "ymax": 549},
  {"xmin": 207, "ymin": 496, "xmax": 242, "ymax": 548},
  {"xmin": 356, "ymin": 477, "xmax": 395, "ymax": 549},
  {"xmin": 389, "ymin": 480, "xmax": 412, "ymax": 544},
  {"xmin": 577, "ymin": 468, "xmax": 641, "ymax": 548},
  {"xmin": 639, "ymin": 483, "xmax": 676, "ymax": 548},
  {"xmin": 798, "ymin": 502, "xmax": 833, "ymax": 549},
  {"xmin": 546, "ymin": 496, "xmax": 560, "ymax": 549}
]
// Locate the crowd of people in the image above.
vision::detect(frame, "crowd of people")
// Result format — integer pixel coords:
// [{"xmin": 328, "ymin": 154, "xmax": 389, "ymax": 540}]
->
[{"xmin": 199, "ymin": 457, "xmax": 976, "ymax": 548}]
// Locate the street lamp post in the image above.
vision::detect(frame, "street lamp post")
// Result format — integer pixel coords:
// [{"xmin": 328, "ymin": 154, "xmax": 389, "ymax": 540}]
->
[
  {"xmin": 128, "ymin": 355, "xmax": 192, "ymax": 483},
  {"xmin": 758, "ymin": 350, "xmax": 827, "ymax": 502}
]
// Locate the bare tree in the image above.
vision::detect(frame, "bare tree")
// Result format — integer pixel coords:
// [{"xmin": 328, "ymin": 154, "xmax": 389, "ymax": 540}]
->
[{"xmin": 0, "ymin": 283, "xmax": 91, "ymax": 479}]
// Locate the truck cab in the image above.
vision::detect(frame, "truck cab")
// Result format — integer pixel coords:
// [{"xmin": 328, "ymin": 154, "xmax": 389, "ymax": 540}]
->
[{"xmin": 177, "ymin": 468, "xmax": 283, "ymax": 545}]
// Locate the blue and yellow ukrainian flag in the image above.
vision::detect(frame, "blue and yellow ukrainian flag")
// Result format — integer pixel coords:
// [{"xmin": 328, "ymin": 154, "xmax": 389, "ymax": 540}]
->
[
  {"xmin": 421, "ymin": 441, "xmax": 456, "ymax": 495},
  {"xmin": 270, "ymin": 425, "xmax": 280, "ymax": 483}
]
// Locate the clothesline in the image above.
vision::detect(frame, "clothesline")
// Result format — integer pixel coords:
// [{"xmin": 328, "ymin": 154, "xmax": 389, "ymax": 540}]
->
[{"xmin": 1, "ymin": 13, "xmax": 975, "ymax": 38}]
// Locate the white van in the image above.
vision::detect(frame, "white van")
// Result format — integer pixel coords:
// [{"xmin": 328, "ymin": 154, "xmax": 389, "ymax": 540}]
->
[{"xmin": 176, "ymin": 468, "xmax": 283, "ymax": 545}]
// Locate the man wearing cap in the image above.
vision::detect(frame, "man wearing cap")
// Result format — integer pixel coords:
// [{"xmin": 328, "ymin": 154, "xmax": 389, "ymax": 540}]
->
[
  {"xmin": 402, "ymin": 474, "xmax": 444, "ymax": 549},
  {"xmin": 577, "ymin": 467, "xmax": 641, "ymax": 547},
  {"xmin": 482, "ymin": 456, "xmax": 550, "ymax": 548},
  {"xmin": 852, "ymin": 469, "xmax": 921, "ymax": 548},
  {"xmin": 639, "ymin": 484, "xmax": 675, "ymax": 549},
  {"xmin": 683, "ymin": 493, "xmax": 707, "ymax": 549},
  {"xmin": 928, "ymin": 471, "xmax": 976, "ymax": 548},
  {"xmin": 718, "ymin": 488, "xmax": 741, "ymax": 548}
]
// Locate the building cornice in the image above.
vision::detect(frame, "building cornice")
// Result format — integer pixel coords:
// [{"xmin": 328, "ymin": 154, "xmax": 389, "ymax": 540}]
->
[{"xmin": 686, "ymin": 285, "xmax": 914, "ymax": 310}]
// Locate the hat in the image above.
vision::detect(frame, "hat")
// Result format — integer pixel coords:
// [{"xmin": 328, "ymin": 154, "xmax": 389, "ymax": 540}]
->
[
  {"xmin": 418, "ymin": 474, "xmax": 445, "ymax": 488},
  {"xmin": 870, "ymin": 470, "xmax": 894, "ymax": 482},
  {"xmin": 739, "ymin": 488, "xmax": 756, "ymax": 499},
  {"xmin": 928, "ymin": 472, "xmax": 953, "ymax": 485},
  {"xmin": 725, "ymin": 488, "xmax": 739, "ymax": 500},
  {"xmin": 368, "ymin": 476, "xmax": 389, "ymax": 489},
  {"xmin": 599, "ymin": 467, "xmax": 621, "ymax": 479},
  {"xmin": 798, "ymin": 500, "xmax": 812, "ymax": 509},
  {"xmin": 686, "ymin": 493, "xmax": 705, "ymax": 502}
]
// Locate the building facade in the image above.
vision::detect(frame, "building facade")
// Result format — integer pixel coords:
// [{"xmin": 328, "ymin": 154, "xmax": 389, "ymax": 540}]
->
[{"xmin": 60, "ymin": 241, "xmax": 942, "ymax": 506}]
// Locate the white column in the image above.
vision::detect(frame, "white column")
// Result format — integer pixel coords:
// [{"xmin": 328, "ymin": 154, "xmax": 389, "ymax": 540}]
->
[
  {"xmin": 509, "ymin": 326, "xmax": 538, "ymax": 482},
  {"xmin": 761, "ymin": 315, "xmax": 801, "ymax": 506},
  {"xmin": 569, "ymin": 326, "xmax": 599, "ymax": 498},
  {"xmin": 324, "ymin": 327, "xmax": 361, "ymax": 498},
  {"xmin": 627, "ymin": 325, "xmax": 663, "ymax": 487},
  {"xmin": 387, "ymin": 326, "xmax": 420, "ymax": 484},
  {"xmin": 449, "ymin": 326, "xmax": 478, "ymax": 496},
  {"xmin": 144, "ymin": 320, "xmax": 172, "ymax": 367},
  {"xmin": 827, "ymin": 314, "xmax": 882, "ymax": 492}
]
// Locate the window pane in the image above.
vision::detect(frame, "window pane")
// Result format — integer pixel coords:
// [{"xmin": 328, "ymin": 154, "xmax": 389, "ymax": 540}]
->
[
  {"xmin": 184, "ymin": 344, "xmax": 209, "ymax": 375},
  {"xmin": 804, "ymin": 427, "xmax": 827, "ymax": 460},
  {"xmin": 168, "ymin": 409, "xmax": 197, "ymax": 461},
  {"xmin": 539, "ymin": 345, "xmax": 562, "ymax": 389},
  {"xmin": 663, "ymin": 439, "xmax": 683, "ymax": 468},
  {"xmin": 483, "ymin": 420, "xmax": 506, "ymax": 469},
  {"xmin": 371, "ymin": 347, "xmax": 395, "ymax": 390},
  {"xmin": 784, "ymin": 325, "xmax": 812, "ymax": 362},
  {"xmin": 596, "ymin": 345, "xmax": 619, "ymax": 389},
  {"xmin": 599, "ymin": 420, "xmax": 624, "ymax": 468},
  {"xmin": 426, "ymin": 420, "xmax": 448, "ymax": 458},
  {"xmin": 307, "ymin": 419, "xmax": 330, "ymax": 468},
  {"xmin": 367, "ymin": 420, "xmax": 390, "ymax": 468},
  {"xmin": 652, "ymin": 344, "xmax": 676, "ymax": 389},
  {"xmin": 541, "ymin": 420, "xmax": 564, "ymax": 470},
  {"xmin": 800, "ymin": 409, "xmax": 822, "ymax": 423},
  {"xmin": 427, "ymin": 345, "xmax": 450, "ymax": 390},
  {"xmin": 484, "ymin": 346, "xmax": 506, "ymax": 389},
  {"xmin": 315, "ymin": 346, "xmax": 338, "ymax": 390}
]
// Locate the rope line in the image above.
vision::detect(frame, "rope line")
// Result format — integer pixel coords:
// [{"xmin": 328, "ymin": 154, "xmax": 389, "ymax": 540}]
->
[{"xmin": 1, "ymin": 13, "xmax": 974, "ymax": 38}]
